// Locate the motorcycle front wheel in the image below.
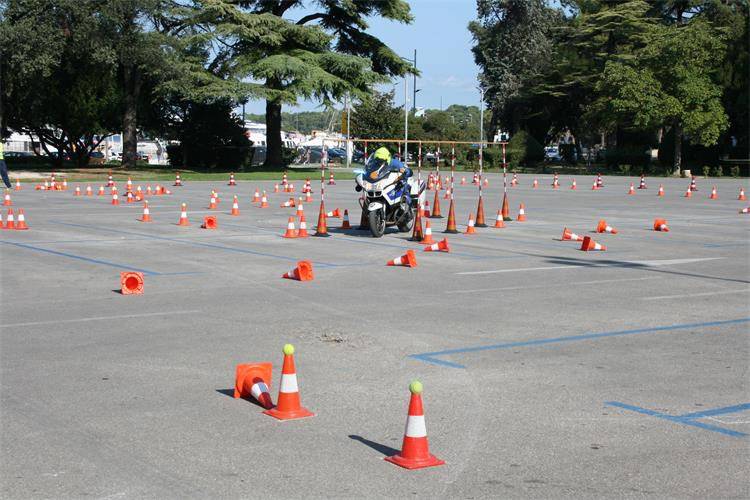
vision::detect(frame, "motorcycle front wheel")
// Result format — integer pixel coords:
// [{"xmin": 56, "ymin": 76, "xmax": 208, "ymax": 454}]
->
[{"xmin": 368, "ymin": 210, "xmax": 386, "ymax": 238}]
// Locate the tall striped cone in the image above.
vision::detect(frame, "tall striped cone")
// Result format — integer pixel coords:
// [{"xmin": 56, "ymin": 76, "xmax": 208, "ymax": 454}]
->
[
  {"xmin": 297, "ymin": 215, "xmax": 309, "ymax": 238},
  {"xmin": 501, "ymin": 192, "xmax": 511, "ymax": 221},
  {"xmin": 628, "ymin": 183, "xmax": 635, "ymax": 195},
  {"xmin": 263, "ymin": 344, "xmax": 315, "ymax": 420},
  {"xmin": 430, "ymin": 190, "xmax": 443, "ymax": 218},
  {"xmin": 283, "ymin": 217, "xmax": 298, "ymax": 238},
  {"xmin": 740, "ymin": 207, "xmax": 750, "ymax": 214},
  {"xmin": 252, "ymin": 188, "xmax": 260, "ymax": 202},
  {"xmin": 580, "ymin": 236, "xmax": 606, "ymax": 251},
  {"xmin": 420, "ymin": 220, "xmax": 435, "ymax": 245},
  {"xmin": 684, "ymin": 185, "xmax": 692, "ymax": 198},
  {"xmin": 653, "ymin": 218, "xmax": 669, "ymax": 232},
  {"xmin": 14, "ymin": 179, "xmax": 21, "ymax": 191},
  {"xmin": 422, "ymin": 200, "xmax": 431, "ymax": 218},
  {"xmin": 444, "ymin": 200, "xmax": 458, "ymax": 234},
  {"xmin": 231, "ymin": 195, "xmax": 240, "ymax": 216},
  {"xmin": 139, "ymin": 201, "xmax": 152, "ymax": 222},
  {"xmin": 387, "ymin": 249, "xmax": 417, "ymax": 267},
  {"xmin": 98, "ymin": 186, "xmax": 105, "ymax": 196},
  {"xmin": 15, "ymin": 208, "xmax": 28, "ymax": 230},
  {"xmin": 385, "ymin": 381, "xmax": 445, "ymax": 470},
  {"xmin": 341, "ymin": 209, "xmax": 351, "ymax": 229},
  {"xmin": 596, "ymin": 220, "xmax": 618, "ymax": 234},
  {"xmin": 260, "ymin": 191, "xmax": 269, "ymax": 208},
  {"xmin": 493, "ymin": 209, "xmax": 505, "ymax": 228},
  {"xmin": 296, "ymin": 199, "xmax": 304, "ymax": 217},
  {"xmin": 3, "ymin": 191, "xmax": 11, "ymax": 206},
  {"xmin": 314, "ymin": 201, "xmax": 330, "ymax": 237},
  {"xmin": 177, "ymin": 203, "xmax": 189, "ymax": 226},
  {"xmin": 74, "ymin": 186, "xmax": 81, "ymax": 196},
  {"xmin": 424, "ymin": 238, "xmax": 450, "ymax": 252},
  {"xmin": 233, "ymin": 362, "xmax": 273, "ymax": 409},
  {"xmin": 475, "ymin": 196, "xmax": 487, "ymax": 227},
  {"xmin": 282, "ymin": 262, "xmax": 314, "ymax": 281},
  {"xmin": 411, "ymin": 206, "xmax": 424, "ymax": 241},
  {"xmin": 532, "ymin": 178, "xmax": 538, "ymax": 189},
  {"xmin": 517, "ymin": 203, "xmax": 527, "ymax": 222},
  {"xmin": 709, "ymin": 186, "xmax": 718, "ymax": 199},
  {"xmin": 738, "ymin": 188, "xmax": 746, "ymax": 201},
  {"xmin": 208, "ymin": 195, "xmax": 217, "ymax": 209},
  {"xmin": 4, "ymin": 208, "xmax": 14, "ymax": 229},
  {"xmin": 571, "ymin": 179, "xmax": 577, "ymax": 190},
  {"xmin": 657, "ymin": 184, "xmax": 664, "ymax": 197},
  {"xmin": 464, "ymin": 213, "xmax": 476, "ymax": 234},
  {"xmin": 86, "ymin": 185, "xmax": 93, "ymax": 196},
  {"xmin": 111, "ymin": 192, "xmax": 119, "ymax": 205},
  {"xmin": 561, "ymin": 227, "xmax": 584, "ymax": 241}
]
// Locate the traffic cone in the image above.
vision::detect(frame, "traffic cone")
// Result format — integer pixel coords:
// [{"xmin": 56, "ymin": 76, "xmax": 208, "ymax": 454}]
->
[
  {"xmin": 126, "ymin": 177, "xmax": 133, "ymax": 192},
  {"xmin": 61, "ymin": 179, "xmax": 68, "ymax": 190},
  {"xmin": 517, "ymin": 203, "xmax": 527, "ymax": 222},
  {"xmin": 146, "ymin": 185, "xmax": 152, "ymax": 196},
  {"xmin": 15, "ymin": 209, "xmax": 28, "ymax": 230},
  {"xmin": 252, "ymin": 188, "xmax": 260, "ymax": 202},
  {"xmin": 740, "ymin": 207, "xmax": 750, "ymax": 214},
  {"xmin": 281, "ymin": 197, "xmax": 296, "ymax": 208},
  {"xmin": 282, "ymin": 216, "xmax": 297, "ymax": 238},
  {"xmin": 690, "ymin": 177, "xmax": 697, "ymax": 191},
  {"xmin": 120, "ymin": 271, "xmax": 144, "ymax": 294},
  {"xmin": 208, "ymin": 195, "xmax": 217, "ymax": 209},
  {"xmin": 552, "ymin": 179, "xmax": 559, "ymax": 189},
  {"xmin": 174, "ymin": 172, "xmax": 182, "ymax": 186},
  {"xmin": 297, "ymin": 215, "xmax": 309, "ymax": 238},
  {"xmin": 444, "ymin": 200, "xmax": 458, "ymax": 234},
  {"xmin": 328, "ymin": 172, "xmax": 336, "ymax": 185},
  {"xmin": 177, "ymin": 203, "xmax": 189, "ymax": 226},
  {"xmin": 570, "ymin": 179, "xmax": 577, "ymax": 190},
  {"xmin": 86, "ymin": 185, "xmax": 93, "ymax": 196},
  {"xmin": 231, "ymin": 195, "xmax": 240, "ymax": 216},
  {"xmin": 126, "ymin": 191, "xmax": 134, "ymax": 204},
  {"xmin": 0, "ymin": 210, "xmax": 4, "ymax": 229},
  {"xmin": 411, "ymin": 208, "xmax": 424, "ymax": 241},
  {"xmin": 532, "ymin": 179, "xmax": 538, "ymax": 189},
  {"xmin": 580, "ymin": 236, "xmax": 606, "ymax": 251},
  {"xmin": 653, "ymin": 218, "xmax": 669, "ymax": 232},
  {"xmin": 638, "ymin": 175, "xmax": 647, "ymax": 189},
  {"xmin": 511, "ymin": 173, "xmax": 518, "ymax": 186},
  {"xmin": 14, "ymin": 179, "xmax": 21, "ymax": 191},
  {"xmin": 387, "ymin": 249, "xmax": 417, "ymax": 267},
  {"xmin": 596, "ymin": 219, "xmax": 618, "ymax": 234},
  {"xmin": 422, "ymin": 200, "xmax": 430, "ymax": 218},
  {"xmin": 296, "ymin": 200, "xmax": 304, "ymax": 217},
  {"xmin": 274, "ymin": 184, "xmax": 280, "ymax": 193},
  {"xmin": 314, "ymin": 201, "xmax": 329, "ymax": 237},
  {"xmin": 561, "ymin": 227, "xmax": 584, "ymax": 241},
  {"xmin": 460, "ymin": 177, "xmax": 466, "ymax": 185},
  {"xmin": 465, "ymin": 213, "xmax": 476, "ymax": 234},
  {"xmin": 475, "ymin": 196, "xmax": 487, "ymax": 227},
  {"xmin": 385, "ymin": 381, "xmax": 445, "ymax": 470},
  {"xmin": 430, "ymin": 190, "xmax": 442, "ymax": 218},
  {"xmin": 281, "ymin": 172, "xmax": 288, "ymax": 186},
  {"xmin": 657, "ymin": 184, "xmax": 664, "ymax": 197},
  {"xmin": 107, "ymin": 173, "xmax": 114, "ymax": 187},
  {"xmin": 628, "ymin": 183, "xmax": 635, "ymax": 195},
  {"xmin": 443, "ymin": 187, "xmax": 451, "ymax": 200},
  {"xmin": 98, "ymin": 186, "xmax": 105, "ymax": 196},
  {"xmin": 341, "ymin": 209, "xmax": 351, "ymax": 229},
  {"xmin": 326, "ymin": 208, "xmax": 341, "ymax": 218},
  {"xmin": 111, "ymin": 192, "xmax": 119, "ymax": 205},
  {"xmin": 233, "ymin": 362, "xmax": 273, "ymax": 409},
  {"xmin": 228, "ymin": 173, "xmax": 236, "ymax": 186},
  {"xmin": 282, "ymin": 262, "xmax": 314, "ymax": 282},
  {"xmin": 3, "ymin": 191, "xmax": 11, "ymax": 206},
  {"xmin": 493, "ymin": 210, "xmax": 505, "ymax": 228},
  {"xmin": 591, "ymin": 179, "xmax": 598, "ymax": 190},
  {"xmin": 305, "ymin": 191, "xmax": 313, "ymax": 203},
  {"xmin": 709, "ymin": 186, "xmax": 718, "ymax": 199},
  {"xmin": 260, "ymin": 192, "xmax": 269, "ymax": 208},
  {"xmin": 263, "ymin": 344, "xmax": 314, "ymax": 420},
  {"xmin": 684, "ymin": 186, "xmax": 692, "ymax": 198},
  {"xmin": 139, "ymin": 201, "xmax": 152, "ymax": 222},
  {"xmin": 483, "ymin": 178, "xmax": 489, "ymax": 187},
  {"xmin": 501, "ymin": 192, "xmax": 511, "ymax": 221},
  {"xmin": 424, "ymin": 238, "xmax": 450, "ymax": 252},
  {"xmin": 201, "ymin": 216, "xmax": 217, "ymax": 229},
  {"xmin": 74, "ymin": 186, "xmax": 81, "ymax": 196},
  {"xmin": 738, "ymin": 188, "xmax": 746, "ymax": 201},
  {"xmin": 421, "ymin": 220, "xmax": 435, "ymax": 244},
  {"xmin": 4, "ymin": 208, "xmax": 14, "ymax": 229}
]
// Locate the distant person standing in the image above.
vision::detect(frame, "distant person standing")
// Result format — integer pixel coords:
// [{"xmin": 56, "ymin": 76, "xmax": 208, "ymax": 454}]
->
[{"xmin": 0, "ymin": 141, "xmax": 11, "ymax": 189}]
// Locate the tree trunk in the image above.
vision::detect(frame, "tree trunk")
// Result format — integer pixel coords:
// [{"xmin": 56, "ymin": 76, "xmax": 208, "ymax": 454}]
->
[
  {"xmin": 122, "ymin": 64, "xmax": 141, "ymax": 169},
  {"xmin": 672, "ymin": 122, "xmax": 682, "ymax": 176},
  {"xmin": 264, "ymin": 98, "xmax": 283, "ymax": 167}
]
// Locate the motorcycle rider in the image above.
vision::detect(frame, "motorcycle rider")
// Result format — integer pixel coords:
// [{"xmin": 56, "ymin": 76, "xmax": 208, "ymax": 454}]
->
[{"xmin": 369, "ymin": 146, "xmax": 412, "ymax": 181}]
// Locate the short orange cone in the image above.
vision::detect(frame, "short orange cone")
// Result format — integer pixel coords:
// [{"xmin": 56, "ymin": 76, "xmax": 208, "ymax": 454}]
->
[
  {"xmin": 464, "ymin": 213, "xmax": 476, "ymax": 234},
  {"xmin": 14, "ymin": 179, "xmax": 21, "ymax": 191},
  {"xmin": 385, "ymin": 381, "xmax": 445, "ymax": 470},
  {"xmin": 328, "ymin": 171, "xmax": 336, "ymax": 185},
  {"xmin": 387, "ymin": 249, "xmax": 417, "ymax": 267},
  {"xmin": 444, "ymin": 200, "xmax": 458, "ymax": 234},
  {"xmin": 580, "ymin": 236, "xmax": 606, "ymax": 251},
  {"xmin": 314, "ymin": 201, "xmax": 329, "ymax": 237},
  {"xmin": 282, "ymin": 262, "xmax": 314, "ymax": 282},
  {"xmin": 571, "ymin": 179, "xmax": 577, "ymax": 190},
  {"xmin": 596, "ymin": 219, "xmax": 618, "ymax": 234},
  {"xmin": 341, "ymin": 209, "xmax": 351, "ymax": 229},
  {"xmin": 260, "ymin": 191, "xmax": 269, "ymax": 208},
  {"xmin": 420, "ymin": 220, "xmax": 435, "ymax": 244},
  {"xmin": 628, "ymin": 183, "xmax": 635, "ymax": 195},
  {"xmin": 252, "ymin": 188, "xmax": 260, "ymax": 202},
  {"xmin": 201, "ymin": 216, "xmax": 217, "ymax": 229},
  {"xmin": 177, "ymin": 203, "xmax": 189, "ymax": 226},
  {"xmin": 3, "ymin": 191, "xmax": 11, "ymax": 206},
  {"xmin": 460, "ymin": 177, "xmax": 466, "ymax": 185},
  {"xmin": 86, "ymin": 185, "xmax": 93, "ymax": 196},
  {"xmin": 305, "ymin": 191, "xmax": 313, "ymax": 203},
  {"xmin": 493, "ymin": 209, "xmax": 505, "ymax": 228},
  {"xmin": 283, "ymin": 217, "xmax": 297, "ymax": 238},
  {"xmin": 274, "ymin": 183, "xmax": 280, "ymax": 193},
  {"xmin": 228, "ymin": 173, "xmax": 236, "ymax": 186},
  {"xmin": 264, "ymin": 344, "xmax": 314, "ymax": 420},
  {"xmin": 591, "ymin": 179, "xmax": 598, "ymax": 190},
  {"xmin": 173, "ymin": 172, "xmax": 182, "ymax": 186},
  {"xmin": 684, "ymin": 186, "xmax": 692, "ymax": 198},
  {"xmin": 139, "ymin": 201, "xmax": 152, "ymax": 222},
  {"xmin": 111, "ymin": 192, "xmax": 119, "ymax": 205},
  {"xmin": 4, "ymin": 208, "xmax": 14, "ymax": 229},
  {"xmin": 653, "ymin": 218, "xmax": 669, "ymax": 232},
  {"xmin": 483, "ymin": 178, "xmax": 489, "ymax": 187},
  {"xmin": 517, "ymin": 203, "xmax": 527, "ymax": 222},
  {"xmin": 98, "ymin": 186, "xmax": 105, "ymax": 196},
  {"xmin": 120, "ymin": 272, "xmax": 144, "ymax": 294},
  {"xmin": 657, "ymin": 184, "xmax": 664, "ymax": 197},
  {"xmin": 561, "ymin": 227, "xmax": 584, "ymax": 241},
  {"xmin": 709, "ymin": 186, "xmax": 718, "ymax": 199},
  {"xmin": 738, "ymin": 188, "xmax": 746, "ymax": 201},
  {"xmin": 233, "ymin": 362, "xmax": 273, "ymax": 409},
  {"xmin": 422, "ymin": 200, "xmax": 431, "ymax": 218},
  {"xmin": 74, "ymin": 186, "xmax": 81, "ymax": 196},
  {"xmin": 231, "ymin": 195, "xmax": 240, "ymax": 216},
  {"xmin": 424, "ymin": 238, "xmax": 450, "ymax": 252},
  {"xmin": 297, "ymin": 215, "xmax": 309, "ymax": 238},
  {"xmin": 15, "ymin": 209, "xmax": 28, "ymax": 230},
  {"xmin": 208, "ymin": 195, "xmax": 217, "ymax": 209},
  {"xmin": 532, "ymin": 178, "xmax": 538, "ymax": 189}
]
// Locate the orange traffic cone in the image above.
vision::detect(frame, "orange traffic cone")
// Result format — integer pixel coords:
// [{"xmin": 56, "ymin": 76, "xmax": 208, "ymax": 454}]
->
[
  {"xmin": 314, "ymin": 201, "xmax": 329, "ymax": 237},
  {"xmin": 252, "ymin": 188, "xmax": 260, "ymax": 202},
  {"xmin": 517, "ymin": 203, "xmax": 527, "ymax": 222},
  {"xmin": 580, "ymin": 236, "xmax": 606, "ymax": 251},
  {"xmin": 421, "ymin": 220, "xmax": 435, "ymax": 244},
  {"xmin": 14, "ymin": 179, "xmax": 21, "ymax": 191},
  {"xmin": 740, "ymin": 207, "xmax": 750, "ymax": 214},
  {"xmin": 571, "ymin": 179, "xmax": 577, "ymax": 190},
  {"xmin": 281, "ymin": 197, "xmax": 296, "ymax": 208},
  {"xmin": 3, "ymin": 191, "xmax": 11, "ymax": 206},
  {"xmin": 657, "ymin": 184, "xmax": 664, "ymax": 197},
  {"xmin": 296, "ymin": 200, "xmax": 304, "ymax": 217},
  {"xmin": 532, "ymin": 178, "xmax": 538, "ymax": 189},
  {"xmin": 653, "ymin": 218, "xmax": 669, "ymax": 232},
  {"xmin": 422, "ymin": 200, "xmax": 431, "ymax": 217},
  {"xmin": 475, "ymin": 196, "xmax": 487, "ymax": 227},
  {"xmin": 233, "ymin": 362, "xmax": 273, "ymax": 409},
  {"xmin": 561, "ymin": 227, "xmax": 584, "ymax": 241},
  {"xmin": 297, "ymin": 215, "xmax": 309, "ymax": 238},
  {"xmin": 596, "ymin": 219, "xmax": 618, "ymax": 234},
  {"xmin": 201, "ymin": 216, "xmax": 217, "ymax": 229},
  {"xmin": 305, "ymin": 191, "xmax": 313, "ymax": 203},
  {"xmin": 282, "ymin": 216, "xmax": 297, "ymax": 238},
  {"xmin": 139, "ymin": 201, "xmax": 152, "ymax": 222},
  {"xmin": 61, "ymin": 179, "xmax": 68, "ymax": 190},
  {"xmin": 98, "ymin": 186, "xmax": 105, "ymax": 196},
  {"xmin": 15, "ymin": 208, "xmax": 28, "ymax": 230},
  {"xmin": 208, "ymin": 195, "xmax": 217, "ymax": 209},
  {"xmin": 709, "ymin": 186, "xmax": 718, "ymax": 199},
  {"xmin": 4, "ymin": 208, "xmax": 14, "ymax": 229},
  {"xmin": 738, "ymin": 188, "xmax": 746, "ymax": 201},
  {"xmin": 430, "ymin": 190, "xmax": 442, "ymax": 218},
  {"xmin": 126, "ymin": 191, "xmax": 134, "ymax": 203},
  {"xmin": 146, "ymin": 185, "xmax": 152, "ymax": 196},
  {"xmin": 465, "ymin": 213, "xmax": 476, "ymax": 234},
  {"xmin": 328, "ymin": 171, "xmax": 336, "ymax": 185},
  {"xmin": 444, "ymin": 200, "xmax": 458, "ymax": 234},
  {"xmin": 111, "ymin": 192, "xmax": 119, "ymax": 205},
  {"xmin": 228, "ymin": 173, "xmax": 236, "ymax": 186},
  {"xmin": 628, "ymin": 183, "xmax": 635, "ymax": 195},
  {"xmin": 483, "ymin": 178, "xmax": 489, "ymax": 187},
  {"xmin": 74, "ymin": 186, "xmax": 81, "ymax": 196},
  {"xmin": 231, "ymin": 195, "xmax": 240, "ymax": 216},
  {"xmin": 86, "ymin": 185, "xmax": 93, "ymax": 196},
  {"xmin": 173, "ymin": 172, "xmax": 182, "ymax": 186},
  {"xmin": 120, "ymin": 272, "xmax": 144, "ymax": 294},
  {"xmin": 341, "ymin": 209, "xmax": 351, "ymax": 229},
  {"xmin": 424, "ymin": 238, "xmax": 450, "ymax": 252},
  {"xmin": 385, "ymin": 381, "xmax": 445, "ymax": 470},
  {"xmin": 501, "ymin": 192, "xmax": 511, "ymax": 221},
  {"xmin": 591, "ymin": 179, "xmax": 598, "ymax": 190},
  {"xmin": 177, "ymin": 203, "xmax": 189, "ymax": 226},
  {"xmin": 274, "ymin": 184, "xmax": 280, "ymax": 193},
  {"xmin": 387, "ymin": 249, "xmax": 417, "ymax": 267},
  {"xmin": 411, "ymin": 208, "xmax": 424, "ymax": 241},
  {"xmin": 260, "ymin": 191, "xmax": 269, "ymax": 208},
  {"xmin": 684, "ymin": 186, "xmax": 692, "ymax": 198},
  {"xmin": 282, "ymin": 262, "xmax": 314, "ymax": 282},
  {"xmin": 460, "ymin": 177, "xmax": 466, "ymax": 185},
  {"xmin": 263, "ymin": 344, "xmax": 314, "ymax": 420}
]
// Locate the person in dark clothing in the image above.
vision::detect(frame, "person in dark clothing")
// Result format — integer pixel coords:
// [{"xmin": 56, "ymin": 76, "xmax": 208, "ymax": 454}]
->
[{"xmin": 0, "ymin": 142, "xmax": 11, "ymax": 189}]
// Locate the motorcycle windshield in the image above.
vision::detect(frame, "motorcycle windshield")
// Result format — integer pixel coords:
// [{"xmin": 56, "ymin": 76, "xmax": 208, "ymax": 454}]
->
[{"xmin": 364, "ymin": 158, "xmax": 392, "ymax": 183}]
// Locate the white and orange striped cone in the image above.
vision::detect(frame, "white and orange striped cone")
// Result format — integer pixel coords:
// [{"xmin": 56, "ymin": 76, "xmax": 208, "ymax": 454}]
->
[
  {"xmin": 3, "ymin": 191, "xmax": 13, "ymax": 206},
  {"xmin": 561, "ymin": 227, "xmax": 584, "ymax": 241},
  {"xmin": 511, "ymin": 173, "xmax": 518, "ymax": 186},
  {"xmin": 443, "ymin": 187, "xmax": 451, "ymax": 200},
  {"xmin": 231, "ymin": 195, "xmax": 240, "ymax": 216},
  {"xmin": 740, "ymin": 207, "xmax": 750, "ymax": 214},
  {"xmin": 107, "ymin": 174, "xmax": 114, "ymax": 187},
  {"xmin": 422, "ymin": 200, "xmax": 430, "ymax": 218},
  {"xmin": 140, "ymin": 201, "xmax": 152, "ymax": 222},
  {"xmin": 580, "ymin": 236, "xmax": 606, "ymax": 251},
  {"xmin": 483, "ymin": 178, "xmax": 489, "ymax": 187},
  {"xmin": 517, "ymin": 203, "xmax": 526, "ymax": 222},
  {"xmin": 233, "ymin": 362, "xmax": 273, "ymax": 409},
  {"xmin": 571, "ymin": 179, "xmax": 577, "ymax": 190},
  {"xmin": 98, "ymin": 185, "xmax": 105, "ymax": 196},
  {"xmin": 263, "ymin": 344, "xmax": 314, "ymax": 420},
  {"xmin": 297, "ymin": 215, "xmax": 309, "ymax": 238},
  {"xmin": 305, "ymin": 191, "xmax": 313, "ymax": 203},
  {"xmin": 86, "ymin": 185, "xmax": 93, "ymax": 196},
  {"xmin": 424, "ymin": 238, "xmax": 450, "ymax": 253},
  {"xmin": 252, "ymin": 188, "xmax": 260, "ymax": 203},
  {"xmin": 493, "ymin": 209, "xmax": 505, "ymax": 228},
  {"xmin": 4, "ymin": 208, "xmax": 15, "ymax": 229},
  {"xmin": 281, "ymin": 197, "xmax": 296, "ymax": 208},
  {"xmin": 296, "ymin": 200, "xmax": 304, "ymax": 217},
  {"xmin": 596, "ymin": 174, "xmax": 604, "ymax": 188},
  {"xmin": 653, "ymin": 218, "xmax": 669, "ymax": 232},
  {"xmin": 639, "ymin": 175, "xmax": 647, "ymax": 189},
  {"xmin": 627, "ymin": 183, "xmax": 635, "ymax": 195},
  {"xmin": 341, "ymin": 209, "xmax": 352, "ymax": 229},
  {"xmin": 177, "ymin": 203, "xmax": 189, "ymax": 226},
  {"xmin": 387, "ymin": 249, "xmax": 417, "ymax": 267},
  {"xmin": 657, "ymin": 185, "xmax": 664, "ymax": 197},
  {"xmin": 61, "ymin": 179, "xmax": 68, "ymax": 190},
  {"xmin": 465, "ymin": 213, "xmax": 476, "ymax": 234},
  {"xmin": 552, "ymin": 179, "xmax": 559, "ymax": 189},
  {"xmin": 282, "ymin": 217, "xmax": 297, "ymax": 238},
  {"xmin": 0, "ymin": 210, "xmax": 4, "ymax": 228},
  {"xmin": 146, "ymin": 185, "xmax": 152, "ymax": 196},
  {"xmin": 385, "ymin": 381, "xmax": 444, "ymax": 470},
  {"xmin": 74, "ymin": 186, "xmax": 81, "ymax": 196},
  {"xmin": 596, "ymin": 219, "xmax": 618, "ymax": 234},
  {"xmin": 591, "ymin": 179, "xmax": 598, "ymax": 190},
  {"xmin": 709, "ymin": 186, "xmax": 718, "ymax": 199},
  {"xmin": 15, "ymin": 209, "xmax": 28, "ymax": 230},
  {"xmin": 532, "ymin": 178, "xmax": 538, "ymax": 189},
  {"xmin": 690, "ymin": 177, "xmax": 697, "ymax": 191},
  {"xmin": 228, "ymin": 173, "xmax": 236, "ymax": 186},
  {"xmin": 126, "ymin": 178, "xmax": 133, "ymax": 192},
  {"xmin": 14, "ymin": 179, "xmax": 21, "ymax": 191},
  {"xmin": 328, "ymin": 172, "xmax": 336, "ymax": 185},
  {"xmin": 420, "ymin": 220, "xmax": 435, "ymax": 245},
  {"xmin": 111, "ymin": 192, "xmax": 119, "ymax": 205},
  {"xmin": 738, "ymin": 188, "xmax": 746, "ymax": 201},
  {"xmin": 684, "ymin": 185, "xmax": 692, "ymax": 198},
  {"xmin": 281, "ymin": 172, "xmax": 288, "ymax": 186},
  {"xmin": 208, "ymin": 195, "xmax": 217, "ymax": 210},
  {"xmin": 274, "ymin": 183, "xmax": 280, "ymax": 193},
  {"xmin": 326, "ymin": 208, "xmax": 341, "ymax": 218},
  {"xmin": 282, "ymin": 261, "xmax": 314, "ymax": 281},
  {"xmin": 173, "ymin": 173, "xmax": 182, "ymax": 186},
  {"xmin": 126, "ymin": 191, "xmax": 134, "ymax": 204},
  {"xmin": 460, "ymin": 177, "xmax": 466, "ymax": 185},
  {"xmin": 135, "ymin": 186, "xmax": 143, "ymax": 200},
  {"xmin": 260, "ymin": 191, "xmax": 269, "ymax": 208}
]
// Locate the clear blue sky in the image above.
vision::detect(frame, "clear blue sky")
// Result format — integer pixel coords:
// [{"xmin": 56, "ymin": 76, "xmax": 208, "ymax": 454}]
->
[{"xmin": 242, "ymin": 0, "xmax": 480, "ymax": 115}]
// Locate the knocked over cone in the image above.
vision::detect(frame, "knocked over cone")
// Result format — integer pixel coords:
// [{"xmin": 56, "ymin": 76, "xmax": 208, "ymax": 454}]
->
[
  {"xmin": 120, "ymin": 272, "xmax": 144, "ymax": 294},
  {"xmin": 580, "ymin": 236, "xmax": 606, "ymax": 251},
  {"xmin": 283, "ymin": 261, "xmax": 314, "ymax": 281},
  {"xmin": 653, "ymin": 218, "xmax": 669, "ymax": 232},
  {"xmin": 234, "ymin": 362, "xmax": 274, "ymax": 409},
  {"xmin": 387, "ymin": 249, "xmax": 417, "ymax": 267}
]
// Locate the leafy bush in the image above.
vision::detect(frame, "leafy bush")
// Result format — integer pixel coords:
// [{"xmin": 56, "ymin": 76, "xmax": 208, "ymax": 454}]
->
[
  {"xmin": 702, "ymin": 165, "xmax": 711, "ymax": 177},
  {"xmin": 507, "ymin": 131, "xmax": 545, "ymax": 166},
  {"xmin": 618, "ymin": 164, "xmax": 631, "ymax": 176},
  {"xmin": 730, "ymin": 165, "xmax": 740, "ymax": 178},
  {"xmin": 711, "ymin": 165, "xmax": 723, "ymax": 177}
]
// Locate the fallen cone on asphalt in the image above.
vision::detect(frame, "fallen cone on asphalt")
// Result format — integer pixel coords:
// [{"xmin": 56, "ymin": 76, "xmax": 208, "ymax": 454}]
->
[
  {"xmin": 201, "ymin": 216, "xmax": 217, "ymax": 229},
  {"xmin": 653, "ymin": 218, "xmax": 670, "ymax": 232},
  {"xmin": 233, "ymin": 362, "xmax": 273, "ymax": 409},
  {"xmin": 493, "ymin": 209, "xmax": 505, "ymax": 228},
  {"xmin": 740, "ymin": 207, "xmax": 749, "ymax": 214},
  {"xmin": 385, "ymin": 381, "xmax": 445, "ymax": 470},
  {"xmin": 387, "ymin": 249, "xmax": 417, "ymax": 267},
  {"xmin": 517, "ymin": 203, "xmax": 527, "ymax": 222},
  {"xmin": 281, "ymin": 197, "xmax": 296, "ymax": 208},
  {"xmin": 596, "ymin": 219, "xmax": 618, "ymax": 234},
  {"xmin": 465, "ymin": 213, "xmax": 476, "ymax": 234},
  {"xmin": 178, "ymin": 203, "xmax": 189, "ymax": 226},
  {"xmin": 580, "ymin": 236, "xmax": 606, "ymax": 251},
  {"xmin": 326, "ymin": 208, "xmax": 341, "ymax": 218},
  {"xmin": 341, "ymin": 209, "xmax": 351, "ymax": 229},
  {"xmin": 562, "ymin": 227, "xmax": 584, "ymax": 241},
  {"xmin": 140, "ymin": 201, "xmax": 152, "ymax": 222},
  {"xmin": 120, "ymin": 272, "xmax": 144, "ymax": 294},
  {"xmin": 282, "ymin": 262, "xmax": 314, "ymax": 281},
  {"xmin": 264, "ymin": 344, "xmax": 314, "ymax": 420},
  {"xmin": 738, "ymin": 188, "xmax": 746, "ymax": 201},
  {"xmin": 709, "ymin": 186, "xmax": 718, "ymax": 199},
  {"xmin": 297, "ymin": 215, "xmax": 309, "ymax": 238},
  {"xmin": 421, "ymin": 220, "xmax": 435, "ymax": 245},
  {"xmin": 424, "ymin": 238, "xmax": 450, "ymax": 252},
  {"xmin": 231, "ymin": 195, "xmax": 240, "ymax": 216},
  {"xmin": 282, "ymin": 216, "xmax": 297, "ymax": 238}
]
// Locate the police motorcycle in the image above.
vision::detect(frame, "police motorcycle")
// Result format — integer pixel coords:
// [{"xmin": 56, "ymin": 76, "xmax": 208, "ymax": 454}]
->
[{"xmin": 354, "ymin": 151, "xmax": 425, "ymax": 238}]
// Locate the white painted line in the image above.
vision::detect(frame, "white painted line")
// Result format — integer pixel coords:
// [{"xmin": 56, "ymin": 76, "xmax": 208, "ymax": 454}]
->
[
  {"xmin": 456, "ymin": 265, "xmax": 576, "ymax": 275},
  {"xmin": 456, "ymin": 257, "xmax": 724, "ymax": 276},
  {"xmin": 643, "ymin": 289, "xmax": 749, "ymax": 300},
  {"xmin": 627, "ymin": 257, "xmax": 723, "ymax": 267},
  {"xmin": 447, "ymin": 276, "xmax": 658, "ymax": 294},
  {"xmin": 0, "ymin": 310, "xmax": 201, "ymax": 329}
]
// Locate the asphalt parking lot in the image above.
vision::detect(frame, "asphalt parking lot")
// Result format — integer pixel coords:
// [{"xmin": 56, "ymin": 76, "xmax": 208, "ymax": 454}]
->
[{"xmin": 1, "ymin": 172, "xmax": 748, "ymax": 498}]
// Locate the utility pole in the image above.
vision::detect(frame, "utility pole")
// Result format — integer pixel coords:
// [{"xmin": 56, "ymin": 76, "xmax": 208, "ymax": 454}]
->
[
  {"xmin": 404, "ymin": 77, "xmax": 409, "ymax": 163},
  {"xmin": 412, "ymin": 49, "xmax": 417, "ymax": 113},
  {"xmin": 345, "ymin": 93, "xmax": 352, "ymax": 169}
]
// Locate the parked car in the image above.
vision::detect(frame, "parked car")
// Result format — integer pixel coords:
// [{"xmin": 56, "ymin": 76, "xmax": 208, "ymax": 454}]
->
[
  {"xmin": 4, "ymin": 151, "xmax": 35, "ymax": 158},
  {"xmin": 544, "ymin": 146, "xmax": 561, "ymax": 162},
  {"xmin": 89, "ymin": 151, "xmax": 106, "ymax": 165}
]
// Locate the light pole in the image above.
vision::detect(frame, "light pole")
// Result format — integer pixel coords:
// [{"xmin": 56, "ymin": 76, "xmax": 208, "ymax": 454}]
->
[
  {"xmin": 475, "ymin": 85, "xmax": 488, "ymax": 227},
  {"xmin": 404, "ymin": 77, "xmax": 409, "ymax": 163}
]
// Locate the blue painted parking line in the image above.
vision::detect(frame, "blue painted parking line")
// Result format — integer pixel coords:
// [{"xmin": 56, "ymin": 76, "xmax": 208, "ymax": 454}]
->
[
  {"xmin": 605, "ymin": 401, "xmax": 748, "ymax": 438},
  {"xmin": 409, "ymin": 317, "xmax": 750, "ymax": 369},
  {"xmin": 0, "ymin": 241, "xmax": 162, "ymax": 275}
]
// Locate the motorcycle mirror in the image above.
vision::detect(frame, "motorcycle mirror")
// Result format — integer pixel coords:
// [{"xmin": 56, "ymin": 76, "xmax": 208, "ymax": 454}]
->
[{"xmin": 352, "ymin": 168, "xmax": 364, "ymax": 175}]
